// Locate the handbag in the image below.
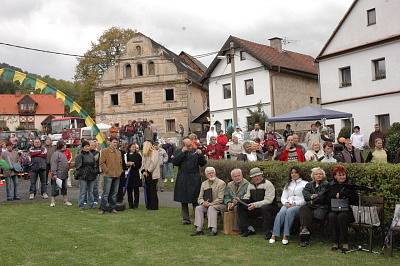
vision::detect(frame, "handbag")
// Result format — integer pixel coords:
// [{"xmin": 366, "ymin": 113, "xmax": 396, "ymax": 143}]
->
[
  {"xmin": 223, "ymin": 211, "xmax": 235, "ymax": 235},
  {"xmin": 351, "ymin": 205, "xmax": 380, "ymax": 226},
  {"xmin": 331, "ymin": 198, "xmax": 349, "ymax": 212}
]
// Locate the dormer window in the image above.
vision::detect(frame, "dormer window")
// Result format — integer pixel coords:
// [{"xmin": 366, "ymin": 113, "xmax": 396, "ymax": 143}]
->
[
  {"xmin": 20, "ymin": 103, "xmax": 35, "ymax": 112},
  {"xmin": 18, "ymin": 95, "xmax": 37, "ymax": 114}
]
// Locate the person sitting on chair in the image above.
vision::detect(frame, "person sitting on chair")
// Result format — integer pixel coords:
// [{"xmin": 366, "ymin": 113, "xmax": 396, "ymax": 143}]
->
[
  {"xmin": 237, "ymin": 167, "xmax": 277, "ymax": 239},
  {"xmin": 191, "ymin": 167, "xmax": 226, "ymax": 236},
  {"xmin": 299, "ymin": 167, "xmax": 329, "ymax": 247},
  {"xmin": 223, "ymin": 169, "xmax": 250, "ymax": 231}
]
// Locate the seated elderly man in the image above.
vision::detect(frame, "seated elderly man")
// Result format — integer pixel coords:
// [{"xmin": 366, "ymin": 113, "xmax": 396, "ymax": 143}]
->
[
  {"xmin": 191, "ymin": 167, "xmax": 226, "ymax": 236},
  {"xmin": 223, "ymin": 169, "xmax": 250, "ymax": 230},
  {"xmin": 237, "ymin": 167, "xmax": 278, "ymax": 238}
]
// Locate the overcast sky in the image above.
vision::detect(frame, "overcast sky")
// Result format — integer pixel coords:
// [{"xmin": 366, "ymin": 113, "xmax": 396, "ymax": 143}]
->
[{"xmin": 0, "ymin": 0, "xmax": 353, "ymax": 81}]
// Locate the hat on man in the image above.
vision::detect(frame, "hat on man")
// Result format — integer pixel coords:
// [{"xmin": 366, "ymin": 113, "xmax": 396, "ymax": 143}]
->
[
  {"xmin": 249, "ymin": 167, "xmax": 263, "ymax": 178},
  {"xmin": 235, "ymin": 125, "xmax": 240, "ymax": 129}
]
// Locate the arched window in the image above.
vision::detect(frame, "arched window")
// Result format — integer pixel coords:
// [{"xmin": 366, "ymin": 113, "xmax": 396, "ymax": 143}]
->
[
  {"xmin": 148, "ymin": 61, "xmax": 155, "ymax": 75},
  {"xmin": 137, "ymin": 63, "xmax": 143, "ymax": 76},
  {"xmin": 125, "ymin": 64, "xmax": 132, "ymax": 78},
  {"xmin": 136, "ymin": 46, "xmax": 142, "ymax": 56}
]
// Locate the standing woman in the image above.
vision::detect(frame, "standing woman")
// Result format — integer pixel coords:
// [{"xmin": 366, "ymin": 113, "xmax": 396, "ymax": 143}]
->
[
  {"xmin": 365, "ymin": 138, "xmax": 390, "ymax": 163},
  {"xmin": 50, "ymin": 140, "xmax": 72, "ymax": 207},
  {"xmin": 327, "ymin": 165, "xmax": 358, "ymax": 252},
  {"xmin": 141, "ymin": 141, "xmax": 160, "ymax": 210},
  {"xmin": 75, "ymin": 141, "xmax": 97, "ymax": 209},
  {"xmin": 126, "ymin": 143, "xmax": 142, "ymax": 209},
  {"xmin": 269, "ymin": 166, "xmax": 308, "ymax": 245}
]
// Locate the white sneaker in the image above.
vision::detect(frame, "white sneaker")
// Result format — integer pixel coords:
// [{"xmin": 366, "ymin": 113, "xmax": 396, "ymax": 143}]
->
[
  {"xmin": 269, "ymin": 238, "xmax": 276, "ymax": 244},
  {"xmin": 50, "ymin": 201, "xmax": 55, "ymax": 207},
  {"xmin": 163, "ymin": 179, "xmax": 168, "ymax": 183},
  {"xmin": 282, "ymin": 239, "xmax": 289, "ymax": 245},
  {"xmin": 42, "ymin": 193, "xmax": 49, "ymax": 199},
  {"xmin": 170, "ymin": 178, "xmax": 174, "ymax": 183},
  {"xmin": 29, "ymin": 193, "xmax": 34, "ymax": 200},
  {"xmin": 64, "ymin": 201, "xmax": 72, "ymax": 206}
]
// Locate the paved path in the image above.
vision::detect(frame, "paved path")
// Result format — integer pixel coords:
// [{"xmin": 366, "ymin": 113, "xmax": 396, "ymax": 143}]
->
[{"xmin": 0, "ymin": 178, "xmax": 180, "ymax": 208}]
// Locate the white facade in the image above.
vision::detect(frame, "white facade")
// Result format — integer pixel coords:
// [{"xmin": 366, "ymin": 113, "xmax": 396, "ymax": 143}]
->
[
  {"xmin": 318, "ymin": 0, "xmax": 400, "ymax": 143},
  {"xmin": 209, "ymin": 51, "xmax": 271, "ymax": 131}
]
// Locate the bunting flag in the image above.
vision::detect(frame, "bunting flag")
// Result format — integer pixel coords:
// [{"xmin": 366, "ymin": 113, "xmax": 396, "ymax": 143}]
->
[{"xmin": 0, "ymin": 67, "xmax": 107, "ymax": 147}]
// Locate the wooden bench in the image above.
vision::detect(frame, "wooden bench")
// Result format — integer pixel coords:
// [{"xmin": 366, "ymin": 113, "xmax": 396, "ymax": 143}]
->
[{"xmin": 350, "ymin": 196, "xmax": 384, "ymax": 252}]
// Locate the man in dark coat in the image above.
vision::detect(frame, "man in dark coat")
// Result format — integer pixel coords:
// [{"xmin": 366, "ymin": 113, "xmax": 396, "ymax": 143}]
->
[{"xmin": 173, "ymin": 138, "xmax": 207, "ymax": 224}]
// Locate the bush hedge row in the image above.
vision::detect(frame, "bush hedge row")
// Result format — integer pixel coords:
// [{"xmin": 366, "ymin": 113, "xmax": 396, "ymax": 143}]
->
[{"xmin": 202, "ymin": 160, "xmax": 400, "ymax": 221}]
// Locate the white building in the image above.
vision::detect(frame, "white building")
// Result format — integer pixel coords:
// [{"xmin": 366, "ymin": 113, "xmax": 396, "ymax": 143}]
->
[
  {"xmin": 317, "ymin": 0, "xmax": 400, "ymax": 143},
  {"xmin": 204, "ymin": 36, "xmax": 319, "ymax": 132}
]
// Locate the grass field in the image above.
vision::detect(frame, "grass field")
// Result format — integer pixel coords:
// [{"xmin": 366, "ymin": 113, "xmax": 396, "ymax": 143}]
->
[{"xmin": 0, "ymin": 202, "xmax": 398, "ymax": 266}]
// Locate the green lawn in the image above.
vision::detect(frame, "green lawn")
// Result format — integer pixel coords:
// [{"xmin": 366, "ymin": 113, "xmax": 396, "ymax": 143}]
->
[{"xmin": 0, "ymin": 203, "xmax": 398, "ymax": 266}]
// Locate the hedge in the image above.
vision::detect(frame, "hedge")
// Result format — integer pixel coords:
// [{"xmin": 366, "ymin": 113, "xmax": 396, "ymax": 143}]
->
[{"xmin": 203, "ymin": 160, "xmax": 400, "ymax": 222}]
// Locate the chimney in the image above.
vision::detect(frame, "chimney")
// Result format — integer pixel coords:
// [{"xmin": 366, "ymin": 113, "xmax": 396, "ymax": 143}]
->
[
  {"xmin": 15, "ymin": 91, "xmax": 21, "ymax": 96},
  {"xmin": 269, "ymin": 37, "xmax": 282, "ymax": 52}
]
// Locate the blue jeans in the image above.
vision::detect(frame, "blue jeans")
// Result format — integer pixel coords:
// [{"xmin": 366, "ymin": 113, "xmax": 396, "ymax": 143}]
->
[
  {"xmin": 100, "ymin": 176, "xmax": 120, "ymax": 211},
  {"xmin": 30, "ymin": 170, "xmax": 47, "ymax": 195},
  {"xmin": 79, "ymin": 180, "xmax": 95, "ymax": 208},
  {"xmin": 6, "ymin": 175, "xmax": 18, "ymax": 199},
  {"xmin": 165, "ymin": 163, "xmax": 173, "ymax": 178},
  {"xmin": 273, "ymin": 205, "xmax": 301, "ymax": 237},
  {"xmin": 93, "ymin": 176, "xmax": 99, "ymax": 202}
]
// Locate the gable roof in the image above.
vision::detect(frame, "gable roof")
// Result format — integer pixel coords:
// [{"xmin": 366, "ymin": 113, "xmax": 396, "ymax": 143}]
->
[
  {"xmin": 0, "ymin": 94, "xmax": 64, "ymax": 115},
  {"xmin": 317, "ymin": 0, "xmax": 358, "ymax": 59},
  {"xmin": 17, "ymin": 94, "xmax": 37, "ymax": 105},
  {"xmin": 204, "ymin": 35, "xmax": 318, "ymax": 80},
  {"xmin": 132, "ymin": 33, "xmax": 205, "ymax": 88}
]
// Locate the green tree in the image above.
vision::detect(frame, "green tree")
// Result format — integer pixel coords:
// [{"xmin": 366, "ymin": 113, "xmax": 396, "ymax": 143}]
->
[
  {"xmin": 75, "ymin": 27, "xmax": 136, "ymax": 116},
  {"xmin": 246, "ymin": 101, "xmax": 268, "ymax": 131}
]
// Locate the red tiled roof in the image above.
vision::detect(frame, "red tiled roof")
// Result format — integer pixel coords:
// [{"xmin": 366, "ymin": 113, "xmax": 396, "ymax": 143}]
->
[
  {"xmin": 0, "ymin": 94, "xmax": 65, "ymax": 115},
  {"xmin": 231, "ymin": 36, "xmax": 318, "ymax": 74}
]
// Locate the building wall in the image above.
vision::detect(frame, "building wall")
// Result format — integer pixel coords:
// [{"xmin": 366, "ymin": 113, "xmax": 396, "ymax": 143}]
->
[
  {"xmin": 0, "ymin": 115, "xmax": 63, "ymax": 131},
  {"xmin": 95, "ymin": 33, "xmax": 208, "ymax": 137},
  {"xmin": 324, "ymin": 0, "xmax": 400, "ymax": 55},
  {"xmin": 320, "ymin": 41, "xmax": 400, "ymax": 103},
  {"xmin": 211, "ymin": 103, "xmax": 271, "ymax": 132},
  {"xmin": 209, "ymin": 50, "xmax": 271, "ymax": 128},
  {"xmin": 323, "ymin": 94, "xmax": 400, "ymax": 144},
  {"xmin": 272, "ymin": 72, "xmax": 320, "ymax": 131}
]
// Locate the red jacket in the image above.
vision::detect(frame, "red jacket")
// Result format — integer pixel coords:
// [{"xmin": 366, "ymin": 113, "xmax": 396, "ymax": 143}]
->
[
  {"xmin": 279, "ymin": 147, "xmax": 305, "ymax": 162},
  {"xmin": 205, "ymin": 143, "xmax": 224, "ymax": 160}
]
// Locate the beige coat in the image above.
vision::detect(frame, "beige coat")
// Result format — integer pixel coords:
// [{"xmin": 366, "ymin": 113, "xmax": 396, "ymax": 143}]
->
[
  {"xmin": 198, "ymin": 177, "xmax": 226, "ymax": 211},
  {"xmin": 243, "ymin": 179, "xmax": 276, "ymax": 208},
  {"xmin": 141, "ymin": 150, "xmax": 160, "ymax": 179},
  {"xmin": 99, "ymin": 147, "xmax": 123, "ymax": 178}
]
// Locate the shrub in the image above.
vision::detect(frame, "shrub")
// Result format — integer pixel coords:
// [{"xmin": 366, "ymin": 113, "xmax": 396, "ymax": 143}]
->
[
  {"xmin": 385, "ymin": 122, "xmax": 400, "ymax": 156},
  {"xmin": 203, "ymin": 160, "xmax": 400, "ymax": 222}
]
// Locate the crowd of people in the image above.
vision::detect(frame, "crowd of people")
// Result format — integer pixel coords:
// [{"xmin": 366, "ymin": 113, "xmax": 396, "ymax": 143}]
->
[
  {"xmin": 0, "ymin": 120, "xmax": 396, "ymax": 252},
  {"xmin": 172, "ymin": 136, "xmax": 359, "ymax": 252},
  {"xmin": 205, "ymin": 122, "xmax": 396, "ymax": 165}
]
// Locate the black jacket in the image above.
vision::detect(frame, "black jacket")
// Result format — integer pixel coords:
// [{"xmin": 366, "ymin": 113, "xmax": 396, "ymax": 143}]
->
[
  {"xmin": 302, "ymin": 181, "xmax": 329, "ymax": 209},
  {"xmin": 126, "ymin": 152, "xmax": 142, "ymax": 188},
  {"xmin": 326, "ymin": 180, "xmax": 358, "ymax": 207},
  {"xmin": 173, "ymin": 150, "xmax": 207, "ymax": 203},
  {"xmin": 75, "ymin": 151, "xmax": 97, "ymax": 181}
]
